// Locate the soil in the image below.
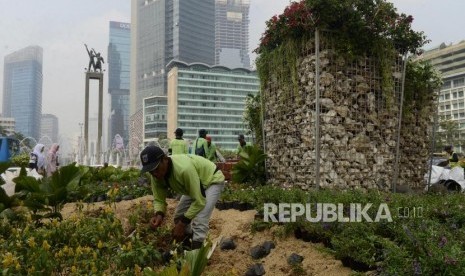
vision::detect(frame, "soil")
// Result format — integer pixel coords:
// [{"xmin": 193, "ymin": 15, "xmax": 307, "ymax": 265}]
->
[{"xmin": 61, "ymin": 196, "xmax": 351, "ymax": 276}]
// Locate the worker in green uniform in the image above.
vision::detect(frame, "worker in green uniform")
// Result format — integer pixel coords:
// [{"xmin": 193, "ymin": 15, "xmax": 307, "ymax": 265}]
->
[
  {"xmin": 140, "ymin": 145, "xmax": 225, "ymax": 249},
  {"xmin": 169, "ymin": 128, "xmax": 188, "ymax": 155},
  {"xmin": 205, "ymin": 136, "xmax": 217, "ymax": 162},
  {"xmin": 194, "ymin": 129, "xmax": 209, "ymax": 158},
  {"xmin": 444, "ymin": 145, "xmax": 459, "ymax": 168}
]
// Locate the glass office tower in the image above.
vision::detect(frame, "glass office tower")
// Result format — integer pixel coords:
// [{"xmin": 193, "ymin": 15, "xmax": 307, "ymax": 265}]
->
[
  {"xmin": 130, "ymin": 0, "xmax": 215, "ymax": 143},
  {"xmin": 108, "ymin": 21, "xmax": 131, "ymax": 148},
  {"xmin": 2, "ymin": 45, "xmax": 43, "ymax": 139},
  {"xmin": 215, "ymin": 0, "xmax": 250, "ymax": 69}
]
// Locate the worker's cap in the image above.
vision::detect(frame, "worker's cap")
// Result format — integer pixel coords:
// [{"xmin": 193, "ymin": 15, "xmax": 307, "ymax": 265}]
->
[
  {"xmin": 206, "ymin": 136, "xmax": 211, "ymax": 142},
  {"xmin": 238, "ymin": 134, "xmax": 245, "ymax": 140},
  {"xmin": 199, "ymin": 129, "xmax": 207, "ymax": 136},
  {"xmin": 140, "ymin": 145, "xmax": 165, "ymax": 174},
  {"xmin": 175, "ymin": 128, "xmax": 183, "ymax": 135}
]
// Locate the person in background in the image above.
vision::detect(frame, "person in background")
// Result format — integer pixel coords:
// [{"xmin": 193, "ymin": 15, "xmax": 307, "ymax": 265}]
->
[
  {"xmin": 205, "ymin": 136, "xmax": 217, "ymax": 163},
  {"xmin": 29, "ymin": 144, "xmax": 45, "ymax": 174},
  {"xmin": 194, "ymin": 129, "xmax": 209, "ymax": 158},
  {"xmin": 444, "ymin": 145, "xmax": 459, "ymax": 168},
  {"xmin": 46, "ymin": 143, "xmax": 60, "ymax": 177},
  {"xmin": 140, "ymin": 145, "xmax": 225, "ymax": 249},
  {"xmin": 169, "ymin": 128, "xmax": 188, "ymax": 155},
  {"xmin": 237, "ymin": 134, "xmax": 250, "ymax": 156}
]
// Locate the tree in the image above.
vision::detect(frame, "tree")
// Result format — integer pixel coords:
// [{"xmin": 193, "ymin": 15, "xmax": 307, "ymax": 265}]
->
[
  {"xmin": 437, "ymin": 119, "xmax": 459, "ymax": 150},
  {"xmin": 243, "ymin": 94, "xmax": 263, "ymax": 148}
]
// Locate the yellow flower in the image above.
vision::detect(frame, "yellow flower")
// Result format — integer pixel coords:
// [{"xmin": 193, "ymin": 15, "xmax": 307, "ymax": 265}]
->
[
  {"xmin": 2, "ymin": 252, "xmax": 16, "ymax": 268},
  {"xmin": 75, "ymin": 246, "xmax": 83, "ymax": 256},
  {"xmin": 126, "ymin": 241, "xmax": 132, "ymax": 251},
  {"xmin": 71, "ymin": 266, "xmax": 77, "ymax": 273},
  {"xmin": 134, "ymin": 264, "xmax": 142, "ymax": 276},
  {"xmin": 97, "ymin": 240, "xmax": 104, "ymax": 249},
  {"xmin": 27, "ymin": 237, "xmax": 36, "ymax": 248},
  {"xmin": 42, "ymin": 240, "xmax": 51, "ymax": 251},
  {"xmin": 51, "ymin": 219, "xmax": 59, "ymax": 227},
  {"xmin": 15, "ymin": 262, "xmax": 21, "ymax": 270},
  {"xmin": 91, "ymin": 262, "xmax": 97, "ymax": 273},
  {"xmin": 93, "ymin": 252, "xmax": 98, "ymax": 260}
]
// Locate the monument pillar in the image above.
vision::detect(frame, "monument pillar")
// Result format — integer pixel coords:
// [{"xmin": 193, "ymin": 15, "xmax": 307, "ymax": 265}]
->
[{"xmin": 84, "ymin": 72, "xmax": 104, "ymax": 164}]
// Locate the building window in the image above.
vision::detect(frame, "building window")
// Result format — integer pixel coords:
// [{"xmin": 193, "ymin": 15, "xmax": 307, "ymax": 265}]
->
[
  {"xmin": 445, "ymin": 104, "xmax": 451, "ymax": 110},
  {"xmin": 453, "ymin": 78, "xmax": 464, "ymax": 87},
  {"xmin": 445, "ymin": 94, "xmax": 450, "ymax": 100},
  {"xmin": 459, "ymin": 90, "xmax": 464, "ymax": 97},
  {"xmin": 453, "ymin": 92, "xmax": 458, "ymax": 98}
]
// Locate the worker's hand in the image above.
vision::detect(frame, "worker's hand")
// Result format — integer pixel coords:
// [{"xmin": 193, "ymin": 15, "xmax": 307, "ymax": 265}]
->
[
  {"xmin": 149, "ymin": 214, "xmax": 164, "ymax": 230},
  {"xmin": 172, "ymin": 220, "xmax": 187, "ymax": 242}
]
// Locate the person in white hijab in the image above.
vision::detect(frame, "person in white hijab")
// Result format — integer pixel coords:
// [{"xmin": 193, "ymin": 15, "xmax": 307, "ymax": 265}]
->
[
  {"xmin": 29, "ymin": 143, "xmax": 45, "ymax": 173},
  {"xmin": 46, "ymin": 143, "xmax": 60, "ymax": 177}
]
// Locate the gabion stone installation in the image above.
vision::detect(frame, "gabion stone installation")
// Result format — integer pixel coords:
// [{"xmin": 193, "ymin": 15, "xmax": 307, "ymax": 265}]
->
[{"xmin": 263, "ymin": 36, "xmax": 407, "ymax": 190}]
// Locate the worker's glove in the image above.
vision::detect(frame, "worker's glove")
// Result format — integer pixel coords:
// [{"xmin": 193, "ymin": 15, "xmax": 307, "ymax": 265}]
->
[
  {"xmin": 172, "ymin": 220, "xmax": 187, "ymax": 242},
  {"xmin": 149, "ymin": 213, "xmax": 164, "ymax": 230}
]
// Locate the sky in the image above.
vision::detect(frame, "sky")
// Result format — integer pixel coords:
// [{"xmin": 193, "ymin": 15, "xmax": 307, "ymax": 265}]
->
[{"xmin": 0, "ymin": 0, "xmax": 464, "ymax": 156}]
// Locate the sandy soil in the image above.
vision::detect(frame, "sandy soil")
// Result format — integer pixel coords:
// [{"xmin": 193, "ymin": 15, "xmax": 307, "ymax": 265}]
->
[{"xmin": 61, "ymin": 196, "xmax": 351, "ymax": 276}]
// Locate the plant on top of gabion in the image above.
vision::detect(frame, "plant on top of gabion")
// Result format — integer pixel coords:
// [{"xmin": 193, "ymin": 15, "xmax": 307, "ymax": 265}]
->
[{"xmin": 255, "ymin": 0, "xmax": 428, "ymax": 55}]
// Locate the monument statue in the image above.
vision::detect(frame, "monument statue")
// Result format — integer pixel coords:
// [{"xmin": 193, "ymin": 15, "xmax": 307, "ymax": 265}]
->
[{"xmin": 84, "ymin": 44, "xmax": 104, "ymax": 72}]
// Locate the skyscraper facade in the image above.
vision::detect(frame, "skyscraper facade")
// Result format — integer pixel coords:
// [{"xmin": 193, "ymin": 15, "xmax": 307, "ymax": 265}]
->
[
  {"xmin": 108, "ymin": 21, "xmax": 131, "ymax": 148},
  {"xmin": 2, "ymin": 45, "xmax": 43, "ymax": 139},
  {"xmin": 41, "ymin": 114, "xmax": 59, "ymax": 144},
  {"xmin": 215, "ymin": 0, "xmax": 250, "ymax": 69},
  {"xmin": 130, "ymin": 0, "xmax": 215, "ymax": 144}
]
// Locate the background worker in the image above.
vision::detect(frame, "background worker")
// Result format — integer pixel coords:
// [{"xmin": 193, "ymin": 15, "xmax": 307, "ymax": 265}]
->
[
  {"xmin": 444, "ymin": 145, "xmax": 459, "ymax": 168},
  {"xmin": 237, "ymin": 134, "xmax": 250, "ymax": 157},
  {"xmin": 140, "ymin": 145, "xmax": 225, "ymax": 249},
  {"xmin": 169, "ymin": 128, "xmax": 188, "ymax": 155},
  {"xmin": 194, "ymin": 129, "xmax": 209, "ymax": 158},
  {"xmin": 205, "ymin": 136, "xmax": 218, "ymax": 163}
]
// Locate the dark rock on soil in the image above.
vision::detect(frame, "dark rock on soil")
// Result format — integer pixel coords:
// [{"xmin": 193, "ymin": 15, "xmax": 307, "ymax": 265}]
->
[
  {"xmin": 220, "ymin": 237, "xmax": 236, "ymax": 250},
  {"xmin": 287, "ymin": 253, "xmax": 304, "ymax": 265},
  {"xmin": 245, "ymin": 263, "xmax": 265, "ymax": 276}
]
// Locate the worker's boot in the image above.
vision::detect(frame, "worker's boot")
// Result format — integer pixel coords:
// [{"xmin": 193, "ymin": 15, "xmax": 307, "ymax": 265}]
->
[{"xmin": 191, "ymin": 241, "xmax": 203, "ymax": 250}]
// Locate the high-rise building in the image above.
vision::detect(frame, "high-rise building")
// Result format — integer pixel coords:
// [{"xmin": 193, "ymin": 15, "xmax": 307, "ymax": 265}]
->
[
  {"xmin": 0, "ymin": 117, "xmax": 15, "ymax": 136},
  {"xmin": 2, "ymin": 46, "xmax": 43, "ymax": 139},
  {"xmin": 41, "ymin": 114, "xmax": 59, "ymax": 144},
  {"xmin": 130, "ymin": 0, "xmax": 215, "ymax": 145},
  {"xmin": 421, "ymin": 41, "xmax": 465, "ymax": 152},
  {"xmin": 165, "ymin": 60, "xmax": 259, "ymax": 150},
  {"xmin": 215, "ymin": 0, "xmax": 250, "ymax": 69},
  {"xmin": 108, "ymin": 21, "xmax": 131, "ymax": 149}
]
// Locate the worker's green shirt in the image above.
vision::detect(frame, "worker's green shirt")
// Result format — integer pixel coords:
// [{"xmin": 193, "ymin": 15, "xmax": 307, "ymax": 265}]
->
[
  {"xmin": 151, "ymin": 155, "xmax": 225, "ymax": 219},
  {"xmin": 237, "ymin": 142, "xmax": 251, "ymax": 156},
  {"xmin": 206, "ymin": 143, "xmax": 217, "ymax": 162},
  {"xmin": 194, "ymin": 137, "xmax": 209, "ymax": 158},
  {"xmin": 169, "ymin": 138, "xmax": 188, "ymax": 155}
]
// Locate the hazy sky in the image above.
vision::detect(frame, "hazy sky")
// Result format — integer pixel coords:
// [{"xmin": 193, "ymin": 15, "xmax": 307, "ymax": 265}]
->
[{"xmin": 0, "ymin": 0, "xmax": 464, "ymax": 155}]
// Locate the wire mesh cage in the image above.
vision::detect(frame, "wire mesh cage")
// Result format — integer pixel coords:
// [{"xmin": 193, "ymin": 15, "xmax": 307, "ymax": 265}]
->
[{"xmin": 262, "ymin": 30, "xmax": 410, "ymax": 190}]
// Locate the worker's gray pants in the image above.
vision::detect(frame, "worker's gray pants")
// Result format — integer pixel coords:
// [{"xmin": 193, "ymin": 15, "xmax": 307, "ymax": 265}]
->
[{"xmin": 174, "ymin": 182, "xmax": 225, "ymax": 243}]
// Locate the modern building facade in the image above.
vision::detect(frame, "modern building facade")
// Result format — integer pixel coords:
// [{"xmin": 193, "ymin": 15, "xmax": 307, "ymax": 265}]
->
[
  {"xmin": 0, "ymin": 117, "xmax": 15, "ymax": 136},
  {"xmin": 108, "ymin": 21, "xmax": 131, "ymax": 149},
  {"xmin": 165, "ymin": 60, "xmax": 259, "ymax": 150},
  {"xmin": 41, "ymin": 114, "xmax": 59, "ymax": 144},
  {"xmin": 130, "ymin": 0, "xmax": 215, "ymax": 145},
  {"xmin": 421, "ymin": 41, "xmax": 465, "ymax": 152},
  {"xmin": 2, "ymin": 46, "xmax": 43, "ymax": 139},
  {"xmin": 215, "ymin": 0, "xmax": 250, "ymax": 69}
]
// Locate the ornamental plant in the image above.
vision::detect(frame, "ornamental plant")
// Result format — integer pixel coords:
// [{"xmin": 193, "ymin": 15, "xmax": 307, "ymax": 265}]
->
[{"xmin": 256, "ymin": 0, "xmax": 428, "ymax": 55}]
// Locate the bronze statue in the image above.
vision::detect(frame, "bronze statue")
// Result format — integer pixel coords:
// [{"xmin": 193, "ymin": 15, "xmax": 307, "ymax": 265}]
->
[
  {"xmin": 93, "ymin": 49, "xmax": 105, "ymax": 73},
  {"xmin": 84, "ymin": 44, "xmax": 104, "ymax": 72},
  {"xmin": 84, "ymin": 44, "xmax": 96, "ymax": 72}
]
